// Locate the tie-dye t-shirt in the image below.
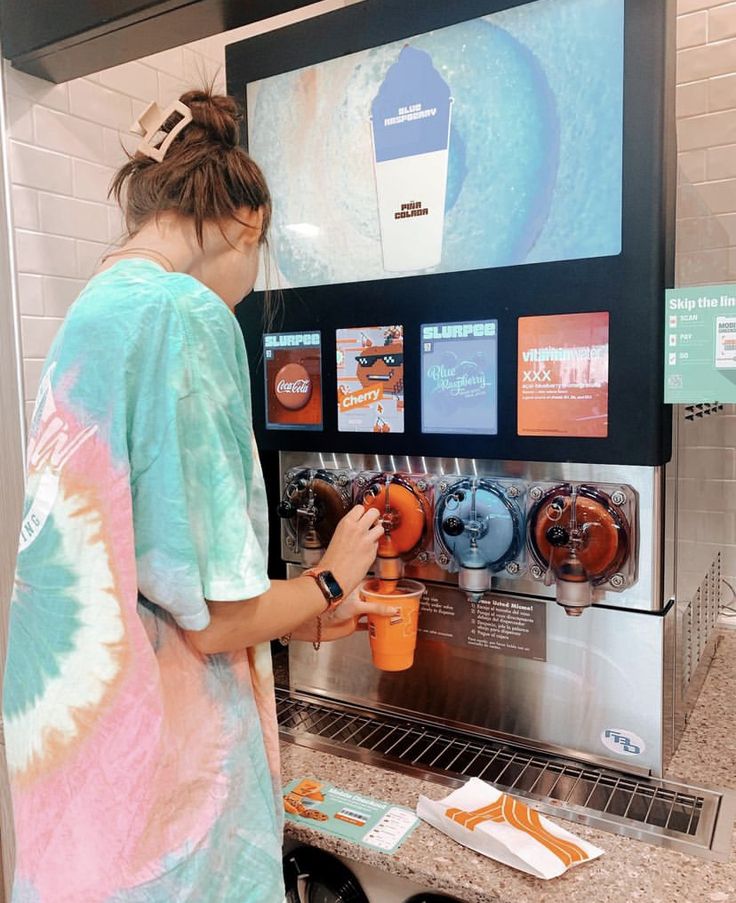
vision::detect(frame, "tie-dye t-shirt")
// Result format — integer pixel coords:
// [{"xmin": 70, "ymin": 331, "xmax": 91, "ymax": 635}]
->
[{"xmin": 3, "ymin": 259, "xmax": 285, "ymax": 903}]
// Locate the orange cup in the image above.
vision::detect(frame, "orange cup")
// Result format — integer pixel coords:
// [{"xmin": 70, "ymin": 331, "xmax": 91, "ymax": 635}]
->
[{"xmin": 359, "ymin": 578, "xmax": 425, "ymax": 671}]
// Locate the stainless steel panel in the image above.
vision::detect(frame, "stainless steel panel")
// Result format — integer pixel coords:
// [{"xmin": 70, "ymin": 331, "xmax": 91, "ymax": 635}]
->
[
  {"xmin": 661, "ymin": 581, "xmax": 677, "ymax": 769},
  {"xmin": 666, "ymin": 407, "xmax": 723, "ymax": 758},
  {"xmin": 280, "ymin": 451, "xmax": 666, "ymax": 613},
  {"xmin": 670, "ymin": 406, "xmax": 728, "ymax": 608},
  {"xmin": 288, "ymin": 573, "xmax": 674, "ymax": 775}
]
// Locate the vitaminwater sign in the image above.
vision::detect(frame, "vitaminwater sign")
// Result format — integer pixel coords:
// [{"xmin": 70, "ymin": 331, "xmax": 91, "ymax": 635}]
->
[
  {"xmin": 517, "ymin": 312, "xmax": 609, "ymax": 437},
  {"xmin": 664, "ymin": 284, "xmax": 736, "ymax": 403}
]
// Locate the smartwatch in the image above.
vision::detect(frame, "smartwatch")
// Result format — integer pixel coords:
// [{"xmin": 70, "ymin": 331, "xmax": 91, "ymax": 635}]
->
[{"xmin": 303, "ymin": 568, "xmax": 344, "ymax": 610}]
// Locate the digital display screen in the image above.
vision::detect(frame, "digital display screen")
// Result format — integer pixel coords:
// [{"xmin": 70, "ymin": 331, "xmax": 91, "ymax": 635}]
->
[
  {"xmin": 264, "ymin": 331, "xmax": 323, "ymax": 430},
  {"xmin": 247, "ymin": 0, "xmax": 624, "ymax": 290},
  {"xmin": 421, "ymin": 320, "xmax": 498, "ymax": 435},
  {"xmin": 517, "ymin": 312, "xmax": 609, "ymax": 437},
  {"xmin": 337, "ymin": 325, "xmax": 404, "ymax": 433}
]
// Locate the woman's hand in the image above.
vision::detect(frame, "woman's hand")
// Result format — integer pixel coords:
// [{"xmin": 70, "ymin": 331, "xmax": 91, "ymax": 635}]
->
[
  {"xmin": 289, "ymin": 588, "xmax": 399, "ymax": 644},
  {"xmin": 320, "ymin": 589, "xmax": 399, "ymax": 641},
  {"xmin": 317, "ymin": 504, "xmax": 385, "ymax": 598},
  {"xmin": 189, "ymin": 507, "xmax": 384, "ymax": 655}
]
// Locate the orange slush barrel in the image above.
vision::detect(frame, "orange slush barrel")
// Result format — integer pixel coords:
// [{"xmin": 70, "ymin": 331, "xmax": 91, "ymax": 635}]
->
[
  {"xmin": 533, "ymin": 495, "xmax": 625, "ymax": 581},
  {"xmin": 361, "ymin": 479, "xmax": 428, "ymax": 591},
  {"xmin": 529, "ymin": 485, "xmax": 630, "ymax": 615}
]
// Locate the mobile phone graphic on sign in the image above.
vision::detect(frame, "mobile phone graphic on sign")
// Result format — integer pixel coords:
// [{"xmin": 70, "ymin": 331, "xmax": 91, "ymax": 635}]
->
[
  {"xmin": 264, "ymin": 331, "xmax": 323, "ymax": 430},
  {"xmin": 421, "ymin": 320, "xmax": 498, "ymax": 435},
  {"xmin": 715, "ymin": 317, "xmax": 736, "ymax": 369},
  {"xmin": 337, "ymin": 326, "xmax": 404, "ymax": 433},
  {"xmin": 518, "ymin": 312, "xmax": 609, "ymax": 438}
]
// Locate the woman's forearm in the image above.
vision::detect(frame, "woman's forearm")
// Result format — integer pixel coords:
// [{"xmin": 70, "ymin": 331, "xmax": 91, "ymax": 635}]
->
[
  {"xmin": 184, "ymin": 505, "xmax": 385, "ymax": 655},
  {"xmin": 289, "ymin": 611, "xmax": 357, "ymax": 644},
  {"xmin": 184, "ymin": 575, "xmax": 326, "ymax": 654}
]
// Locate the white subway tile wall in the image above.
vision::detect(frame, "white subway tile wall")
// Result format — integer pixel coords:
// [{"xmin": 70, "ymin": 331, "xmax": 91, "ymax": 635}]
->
[
  {"xmin": 2, "ymin": 0, "xmax": 735, "ymax": 589},
  {"xmin": 10, "ymin": 143, "xmax": 72, "ymax": 194},
  {"xmin": 3, "ymin": 0, "xmax": 355, "ymax": 414},
  {"xmin": 4, "ymin": 44, "xmax": 221, "ymax": 413},
  {"xmin": 15, "ymin": 230, "xmax": 76, "ymax": 277},
  {"xmin": 16, "ymin": 274, "xmax": 43, "ymax": 316},
  {"xmin": 11, "ymin": 186, "xmax": 38, "ymax": 230},
  {"xmin": 673, "ymin": 1, "xmax": 736, "ymax": 594},
  {"xmin": 96, "ymin": 61, "xmax": 159, "ymax": 102},
  {"xmin": 677, "ymin": 1, "xmax": 736, "ymax": 287}
]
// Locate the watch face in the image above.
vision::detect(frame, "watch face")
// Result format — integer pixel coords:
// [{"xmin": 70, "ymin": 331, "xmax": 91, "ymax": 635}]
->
[{"xmin": 319, "ymin": 571, "xmax": 343, "ymax": 599}]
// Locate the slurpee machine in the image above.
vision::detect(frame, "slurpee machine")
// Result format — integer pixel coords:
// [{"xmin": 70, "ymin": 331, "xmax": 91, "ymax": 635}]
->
[{"xmin": 226, "ymin": 0, "xmax": 713, "ymax": 778}]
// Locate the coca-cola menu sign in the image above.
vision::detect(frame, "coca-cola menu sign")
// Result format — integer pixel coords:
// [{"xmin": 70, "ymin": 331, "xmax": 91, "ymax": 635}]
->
[{"xmin": 264, "ymin": 331, "xmax": 323, "ymax": 430}]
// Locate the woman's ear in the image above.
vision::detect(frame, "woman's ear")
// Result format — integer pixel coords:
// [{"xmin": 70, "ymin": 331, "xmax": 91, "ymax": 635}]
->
[{"xmin": 234, "ymin": 206, "xmax": 265, "ymax": 249}]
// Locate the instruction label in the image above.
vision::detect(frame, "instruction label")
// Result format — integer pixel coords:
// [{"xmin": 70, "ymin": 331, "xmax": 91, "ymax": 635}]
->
[
  {"xmin": 283, "ymin": 778, "xmax": 419, "ymax": 854},
  {"xmin": 418, "ymin": 586, "xmax": 547, "ymax": 661},
  {"xmin": 665, "ymin": 283, "xmax": 736, "ymax": 403}
]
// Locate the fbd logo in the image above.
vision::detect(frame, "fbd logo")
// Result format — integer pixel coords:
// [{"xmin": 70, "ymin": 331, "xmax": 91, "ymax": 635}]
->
[{"xmin": 601, "ymin": 728, "xmax": 645, "ymax": 757}]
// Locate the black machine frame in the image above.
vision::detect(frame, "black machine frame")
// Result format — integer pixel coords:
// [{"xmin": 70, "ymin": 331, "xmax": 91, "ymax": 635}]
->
[{"xmin": 228, "ymin": 0, "xmax": 676, "ymax": 466}]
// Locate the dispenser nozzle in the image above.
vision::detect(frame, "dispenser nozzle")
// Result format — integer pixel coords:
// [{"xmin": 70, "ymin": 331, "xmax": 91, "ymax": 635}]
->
[
  {"xmin": 552, "ymin": 546, "xmax": 593, "ymax": 614},
  {"xmin": 458, "ymin": 538, "xmax": 491, "ymax": 600},
  {"xmin": 374, "ymin": 554, "xmax": 402, "ymax": 582},
  {"xmin": 296, "ymin": 470, "xmax": 324, "ymax": 566},
  {"xmin": 555, "ymin": 574, "xmax": 592, "ymax": 612},
  {"xmin": 544, "ymin": 488, "xmax": 594, "ymax": 616},
  {"xmin": 374, "ymin": 475, "xmax": 403, "ymax": 588},
  {"xmin": 299, "ymin": 526, "xmax": 323, "ymax": 566}
]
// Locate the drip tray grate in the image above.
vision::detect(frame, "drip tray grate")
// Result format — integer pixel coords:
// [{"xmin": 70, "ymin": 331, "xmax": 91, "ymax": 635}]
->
[{"xmin": 276, "ymin": 688, "xmax": 735, "ymax": 860}]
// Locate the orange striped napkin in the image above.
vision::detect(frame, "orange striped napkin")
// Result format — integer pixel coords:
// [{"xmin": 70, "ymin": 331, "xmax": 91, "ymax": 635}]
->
[{"xmin": 416, "ymin": 778, "xmax": 603, "ymax": 879}]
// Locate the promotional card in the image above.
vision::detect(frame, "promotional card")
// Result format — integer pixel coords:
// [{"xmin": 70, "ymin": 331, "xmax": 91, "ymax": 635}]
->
[
  {"xmin": 264, "ymin": 331, "xmax": 323, "ymax": 430},
  {"xmin": 517, "ymin": 312, "xmax": 609, "ymax": 438},
  {"xmin": 665, "ymin": 284, "xmax": 736, "ymax": 403},
  {"xmin": 283, "ymin": 777, "xmax": 419, "ymax": 854},
  {"xmin": 337, "ymin": 325, "xmax": 405, "ymax": 433},
  {"xmin": 421, "ymin": 319, "xmax": 498, "ymax": 434}
]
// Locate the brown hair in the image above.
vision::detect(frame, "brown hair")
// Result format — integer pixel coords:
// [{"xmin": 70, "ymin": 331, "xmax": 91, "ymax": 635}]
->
[{"xmin": 110, "ymin": 89, "xmax": 271, "ymax": 247}]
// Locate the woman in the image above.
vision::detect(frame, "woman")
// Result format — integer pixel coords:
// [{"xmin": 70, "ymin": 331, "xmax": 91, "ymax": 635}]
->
[{"xmin": 3, "ymin": 90, "xmax": 393, "ymax": 903}]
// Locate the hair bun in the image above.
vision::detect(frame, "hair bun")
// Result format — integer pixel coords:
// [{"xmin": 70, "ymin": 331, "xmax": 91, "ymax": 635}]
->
[{"xmin": 178, "ymin": 89, "xmax": 240, "ymax": 147}]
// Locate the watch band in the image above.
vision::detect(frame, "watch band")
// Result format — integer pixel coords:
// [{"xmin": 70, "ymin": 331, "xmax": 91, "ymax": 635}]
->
[{"xmin": 303, "ymin": 568, "xmax": 343, "ymax": 610}]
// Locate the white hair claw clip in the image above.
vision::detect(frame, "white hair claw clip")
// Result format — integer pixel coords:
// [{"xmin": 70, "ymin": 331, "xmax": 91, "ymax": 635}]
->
[{"xmin": 130, "ymin": 100, "xmax": 193, "ymax": 162}]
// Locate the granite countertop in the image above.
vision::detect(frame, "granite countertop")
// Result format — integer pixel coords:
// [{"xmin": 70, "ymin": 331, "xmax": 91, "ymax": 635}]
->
[{"xmin": 280, "ymin": 631, "xmax": 736, "ymax": 903}]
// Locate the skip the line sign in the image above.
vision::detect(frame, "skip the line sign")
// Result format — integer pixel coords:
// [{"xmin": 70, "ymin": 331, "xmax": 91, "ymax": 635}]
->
[{"xmin": 664, "ymin": 283, "xmax": 736, "ymax": 404}]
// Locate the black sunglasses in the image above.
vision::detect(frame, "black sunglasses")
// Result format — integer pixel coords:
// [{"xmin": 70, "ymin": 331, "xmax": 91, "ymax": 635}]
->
[{"xmin": 356, "ymin": 353, "xmax": 404, "ymax": 367}]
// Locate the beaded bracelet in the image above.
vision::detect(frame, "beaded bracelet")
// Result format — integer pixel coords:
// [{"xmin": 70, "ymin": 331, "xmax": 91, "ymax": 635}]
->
[{"xmin": 278, "ymin": 614, "xmax": 322, "ymax": 650}]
